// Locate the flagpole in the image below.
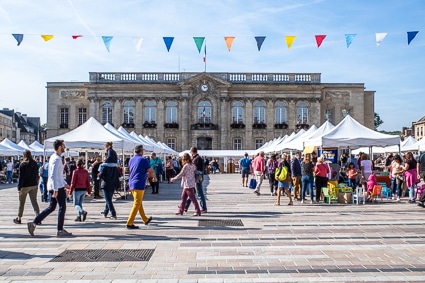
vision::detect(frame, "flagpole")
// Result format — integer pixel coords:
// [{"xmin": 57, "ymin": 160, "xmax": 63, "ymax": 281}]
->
[{"xmin": 203, "ymin": 41, "xmax": 207, "ymax": 72}]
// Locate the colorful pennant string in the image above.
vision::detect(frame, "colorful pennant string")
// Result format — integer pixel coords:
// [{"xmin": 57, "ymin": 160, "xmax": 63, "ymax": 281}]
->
[
  {"xmin": 375, "ymin": 33, "xmax": 387, "ymax": 46},
  {"xmin": 285, "ymin": 36, "xmax": 296, "ymax": 50},
  {"xmin": 41, "ymin": 35, "xmax": 54, "ymax": 42},
  {"xmin": 12, "ymin": 34, "xmax": 23, "ymax": 46},
  {"xmin": 254, "ymin": 36, "xmax": 266, "ymax": 51},
  {"xmin": 345, "ymin": 34, "xmax": 357, "ymax": 48},
  {"xmin": 102, "ymin": 36, "xmax": 113, "ymax": 52},
  {"xmin": 193, "ymin": 37, "xmax": 205, "ymax": 53},
  {"xmin": 315, "ymin": 35, "xmax": 326, "ymax": 48},
  {"xmin": 407, "ymin": 31, "xmax": 419, "ymax": 45},
  {"xmin": 163, "ymin": 37, "xmax": 174, "ymax": 52}
]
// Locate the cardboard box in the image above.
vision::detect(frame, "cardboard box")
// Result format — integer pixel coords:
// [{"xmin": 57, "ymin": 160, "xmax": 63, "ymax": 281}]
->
[{"xmin": 338, "ymin": 192, "xmax": 352, "ymax": 204}]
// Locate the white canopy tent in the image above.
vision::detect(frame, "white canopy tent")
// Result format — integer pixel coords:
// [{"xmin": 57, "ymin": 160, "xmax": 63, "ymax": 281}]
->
[
  {"xmin": 44, "ymin": 117, "xmax": 130, "ymax": 151},
  {"xmin": 29, "ymin": 141, "xmax": 54, "ymax": 156},
  {"xmin": 304, "ymin": 115, "xmax": 400, "ymax": 148},
  {"xmin": 351, "ymin": 136, "xmax": 418, "ymax": 155},
  {"xmin": 403, "ymin": 136, "xmax": 425, "ymax": 152},
  {"xmin": 0, "ymin": 143, "xmax": 19, "ymax": 156},
  {"xmin": 257, "ymin": 135, "xmax": 287, "ymax": 154},
  {"xmin": 18, "ymin": 140, "xmax": 44, "ymax": 156},
  {"xmin": 117, "ymin": 127, "xmax": 154, "ymax": 152},
  {"xmin": 278, "ymin": 125, "xmax": 318, "ymax": 151},
  {"xmin": 0, "ymin": 138, "xmax": 26, "ymax": 154},
  {"xmin": 273, "ymin": 129, "xmax": 306, "ymax": 152}
]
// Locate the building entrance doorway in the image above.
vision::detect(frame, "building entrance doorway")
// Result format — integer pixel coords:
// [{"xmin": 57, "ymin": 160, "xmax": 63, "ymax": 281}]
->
[{"xmin": 197, "ymin": 137, "xmax": 212, "ymax": 150}]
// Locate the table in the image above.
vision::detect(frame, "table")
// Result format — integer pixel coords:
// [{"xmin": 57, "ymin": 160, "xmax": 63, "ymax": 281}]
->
[{"xmin": 375, "ymin": 175, "xmax": 391, "ymax": 188}]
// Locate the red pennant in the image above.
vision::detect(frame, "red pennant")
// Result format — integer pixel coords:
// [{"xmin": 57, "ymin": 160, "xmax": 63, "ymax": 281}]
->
[
  {"xmin": 315, "ymin": 35, "xmax": 326, "ymax": 48},
  {"xmin": 72, "ymin": 35, "xmax": 83, "ymax": 40}
]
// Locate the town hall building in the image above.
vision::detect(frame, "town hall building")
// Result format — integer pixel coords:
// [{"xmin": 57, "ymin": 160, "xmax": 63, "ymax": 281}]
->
[{"xmin": 46, "ymin": 72, "xmax": 375, "ymax": 152}]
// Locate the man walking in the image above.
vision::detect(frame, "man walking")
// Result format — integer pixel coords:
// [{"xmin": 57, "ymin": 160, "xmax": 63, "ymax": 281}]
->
[
  {"xmin": 126, "ymin": 145, "xmax": 156, "ymax": 229},
  {"xmin": 27, "ymin": 139, "xmax": 72, "ymax": 237},
  {"xmin": 291, "ymin": 152, "xmax": 302, "ymax": 201},
  {"xmin": 185, "ymin": 147, "xmax": 207, "ymax": 212},
  {"xmin": 149, "ymin": 152, "xmax": 162, "ymax": 194},
  {"xmin": 239, "ymin": 152, "xmax": 252, "ymax": 187},
  {"xmin": 252, "ymin": 151, "xmax": 265, "ymax": 196}
]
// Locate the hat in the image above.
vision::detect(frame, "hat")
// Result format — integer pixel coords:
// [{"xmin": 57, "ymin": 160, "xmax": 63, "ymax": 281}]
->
[{"xmin": 134, "ymin": 144, "xmax": 144, "ymax": 153}]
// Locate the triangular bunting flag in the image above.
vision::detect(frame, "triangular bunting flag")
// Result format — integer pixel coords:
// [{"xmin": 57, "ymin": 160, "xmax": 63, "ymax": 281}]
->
[
  {"xmin": 72, "ymin": 35, "xmax": 83, "ymax": 39},
  {"xmin": 41, "ymin": 35, "xmax": 54, "ymax": 42},
  {"xmin": 224, "ymin": 36, "xmax": 235, "ymax": 52},
  {"xmin": 102, "ymin": 36, "xmax": 113, "ymax": 52},
  {"xmin": 345, "ymin": 34, "xmax": 357, "ymax": 48},
  {"xmin": 163, "ymin": 37, "xmax": 174, "ymax": 52},
  {"xmin": 12, "ymin": 34, "xmax": 23, "ymax": 46},
  {"xmin": 133, "ymin": 37, "xmax": 143, "ymax": 51},
  {"xmin": 315, "ymin": 35, "xmax": 326, "ymax": 48},
  {"xmin": 407, "ymin": 31, "xmax": 419, "ymax": 45},
  {"xmin": 375, "ymin": 33, "xmax": 387, "ymax": 46},
  {"xmin": 285, "ymin": 36, "xmax": 296, "ymax": 50},
  {"xmin": 193, "ymin": 37, "xmax": 205, "ymax": 53},
  {"xmin": 254, "ymin": 36, "xmax": 266, "ymax": 51}
]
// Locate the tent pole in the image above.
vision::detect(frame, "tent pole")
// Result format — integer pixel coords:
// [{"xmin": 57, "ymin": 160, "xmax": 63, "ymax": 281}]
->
[{"xmin": 122, "ymin": 148, "xmax": 126, "ymax": 199}]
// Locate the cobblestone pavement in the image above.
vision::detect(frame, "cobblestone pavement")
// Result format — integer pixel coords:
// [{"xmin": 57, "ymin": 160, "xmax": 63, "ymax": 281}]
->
[{"xmin": 0, "ymin": 174, "xmax": 424, "ymax": 282}]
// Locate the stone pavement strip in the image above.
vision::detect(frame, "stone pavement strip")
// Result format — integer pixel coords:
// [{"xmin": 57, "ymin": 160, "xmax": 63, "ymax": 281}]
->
[{"xmin": 0, "ymin": 174, "xmax": 425, "ymax": 282}]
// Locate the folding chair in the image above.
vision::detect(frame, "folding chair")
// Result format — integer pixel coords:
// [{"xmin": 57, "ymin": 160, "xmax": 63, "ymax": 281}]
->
[
  {"xmin": 378, "ymin": 182, "xmax": 392, "ymax": 200},
  {"xmin": 322, "ymin": 187, "xmax": 337, "ymax": 204},
  {"xmin": 371, "ymin": 185, "xmax": 383, "ymax": 203},
  {"xmin": 352, "ymin": 186, "xmax": 365, "ymax": 205}
]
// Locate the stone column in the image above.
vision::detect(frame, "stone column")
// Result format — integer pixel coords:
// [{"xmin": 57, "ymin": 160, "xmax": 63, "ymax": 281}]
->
[
  {"xmin": 135, "ymin": 99, "xmax": 143, "ymax": 131},
  {"xmin": 156, "ymin": 98, "xmax": 165, "ymax": 140},
  {"xmin": 220, "ymin": 97, "xmax": 228, "ymax": 150},
  {"xmin": 245, "ymin": 99, "xmax": 253, "ymax": 149},
  {"xmin": 88, "ymin": 98, "xmax": 96, "ymax": 119},
  {"xmin": 287, "ymin": 100, "xmax": 296, "ymax": 130},
  {"xmin": 112, "ymin": 99, "xmax": 122, "ymax": 127},
  {"xmin": 180, "ymin": 87, "xmax": 190, "ymax": 150}
]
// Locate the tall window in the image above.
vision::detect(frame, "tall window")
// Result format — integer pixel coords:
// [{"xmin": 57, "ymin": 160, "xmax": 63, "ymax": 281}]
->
[
  {"xmin": 232, "ymin": 101, "xmax": 244, "ymax": 123},
  {"xmin": 102, "ymin": 101, "xmax": 113, "ymax": 124},
  {"xmin": 144, "ymin": 101, "xmax": 156, "ymax": 123},
  {"xmin": 324, "ymin": 109, "xmax": 333, "ymax": 124},
  {"xmin": 233, "ymin": 138, "xmax": 242, "ymax": 150},
  {"xmin": 198, "ymin": 101, "xmax": 211, "ymax": 123},
  {"xmin": 296, "ymin": 102, "xmax": 308, "ymax": 124},
  {"xmin": 60, "ymin": 108, "xmax": 69, "ymax": 126},
  {"xmin": 255, "ymin": 139, "xmax": 264, "ymax": 149},
  {"xmin": 275, "ymin": 102, "xmax": 287, "ymax": 124},
  {"xmin": 253, "ymin": 101, "xmax": 265, "ymax": 124},
  {"xmin": 123, "ymin": 101, "xmax": 135, "ymax": 124},
  {"xmin": 167, "ymin": 138, "xmax": 176, "ymax": 150},
  {"xmin": 78, "ymin": 108, "xmax": 87, "ymax": 125},
  {"xmin": 166, "ymin": 101, "xmax": 178, "ymax": 123}
]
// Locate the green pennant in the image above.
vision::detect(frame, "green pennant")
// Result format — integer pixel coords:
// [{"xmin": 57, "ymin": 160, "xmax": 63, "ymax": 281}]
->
[{"xmin": 193, "ymin": 37, "xmax": 205, "ymax": 53}]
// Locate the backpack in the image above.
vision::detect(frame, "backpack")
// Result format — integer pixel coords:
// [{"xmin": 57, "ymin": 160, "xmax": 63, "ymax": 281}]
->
[{"xmin": 275, "ymin": 164, "xmax": 289, "ymax": 181}]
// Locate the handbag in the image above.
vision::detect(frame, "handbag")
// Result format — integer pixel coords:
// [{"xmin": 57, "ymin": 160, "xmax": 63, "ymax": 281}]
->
[{"xmin": 249, "ymin": 177, "xmax": 257, "ymax": 189}]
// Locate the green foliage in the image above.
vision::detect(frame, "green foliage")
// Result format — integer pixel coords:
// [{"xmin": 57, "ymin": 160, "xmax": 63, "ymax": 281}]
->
[{"xmin": 374, "ymin": 112, "xmax": 384, "ymax": 130}]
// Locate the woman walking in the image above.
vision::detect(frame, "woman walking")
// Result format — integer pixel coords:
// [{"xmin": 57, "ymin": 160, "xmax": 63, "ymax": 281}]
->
[
  {"xmin": 314, "ymin": 156, "xmax": 330, "ymax": 203},
  {"xmin": 301, "ymin": 154, "xmax": 315, "ymax": 204},
  {"xmin": 403, "ymin": 152, "xmax": 420, "ymax": 203},
  {"xmin": 390, "ymin": 154, "xmax": 404, "ymax": 202},
  {"xmin": 14, "ymin": 150, "xmax": 40, "ymax": 224},
  {"xmin": 171, "ymin": 153, "xmax": 202, "ymax": 216},
  {"xmin": 70, "ymin": 159, "xmax": 92, "ymax": 222}
]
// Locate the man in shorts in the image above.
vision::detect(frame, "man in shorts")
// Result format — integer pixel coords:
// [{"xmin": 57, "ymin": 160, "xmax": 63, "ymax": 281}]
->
[{"xmin": 239, "ymin": 153, "xmax": 252, "ymax": 187}]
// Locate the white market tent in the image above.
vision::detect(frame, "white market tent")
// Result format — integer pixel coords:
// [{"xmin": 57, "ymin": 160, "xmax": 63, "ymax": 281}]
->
[
  {"xmin": 18, "ymin": 140, "xmax": 44, "ymax": 156},
  {"xmin": 30, "ymin": 141, "xmax": 55, "ymax": 156},
  {"xmin": 278, "ymin": 125, "xmax": 318, "ymax": 151},
  {"xmin": 403, "ymin": 136, "xmax": 425, "ymax": 152},
  {"xmin": 179, "ymin": 149, "xmax": 256, "ymax": 158},
  {"xmin": 257, "ymin": 135, "xmax": 287, "ymax": 153},
  {"xmin": 351, "ymin": 136, "xmax": 418, "ymax": 155},
  {"xmin": 304, "ymin": 115, "xmax": 400, "ymax": 148},
  {"xmin": 273, "ymin": 129, "xmax": 306, "ymax": 152},
  {"xmin": 1, "ymin": 138, "xmax": 26, "ymax": 154},
  {"xmin": 117, "ymin": 126, "xmax": 154, "ymax": 152},
  {"xmin": 44, "ymin": 117, "xmax": 129, "ymax": 151},
  {"xmin": 0, "ymin": 143, "xmax": 19, "ymax": 156}
]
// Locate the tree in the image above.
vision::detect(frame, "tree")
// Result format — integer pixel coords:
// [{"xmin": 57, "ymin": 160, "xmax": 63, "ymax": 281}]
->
[{"xmin": 374, "ymin": 112, "xmax": 384, "ymax": 130}]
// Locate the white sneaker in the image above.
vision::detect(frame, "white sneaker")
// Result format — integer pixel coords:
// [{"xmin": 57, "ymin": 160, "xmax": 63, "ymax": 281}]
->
[
  {"xmin": 310, "ymin": 200, "xmax": 313, "ymax": 204},
  {"xmin": 301, "ymin": 200, "xmax": 304, "ymax": 204}
]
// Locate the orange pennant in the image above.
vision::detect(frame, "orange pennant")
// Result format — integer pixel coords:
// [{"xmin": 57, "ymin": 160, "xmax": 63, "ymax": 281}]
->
[
  {"xmin": 41, "ymin": 35, "xmax": 54, "ymax": 42},
  {"xmin": 224, "ymin": 36, "xmax": 235, "ymax": 52}
]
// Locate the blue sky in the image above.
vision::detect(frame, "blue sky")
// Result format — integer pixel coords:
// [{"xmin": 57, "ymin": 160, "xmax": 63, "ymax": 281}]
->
[{"xmin": 0, "ymin": 0, "xmax": 423, "ymax": 131}]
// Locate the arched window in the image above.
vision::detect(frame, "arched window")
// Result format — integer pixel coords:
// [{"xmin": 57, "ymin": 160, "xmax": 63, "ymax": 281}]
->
[
  {"xmin": 231, "ymin": 101, "xmax": 244, "ymax": 124},
  {"xmin": 275, "ymin": 102, "xmax": 287, "ymax": 124},
  {"xmin": 123, "ymin": 101, "xmax": 135, "ymax": 124},
  {"xmin": 144, "ymin": 101, "xmax": 156, "ymax": 123},
  {"xmin": 166, "ymin": 101, "xmax": 178, "ymax": 123},
  {"xmin": 296, "ymin": 102, "xmax": 308, "ymax": 124},
  {"xmin": 198, "ymin": 101, "xmax": 211, "ymax": 123},
  {"xmin": 102, "ymin": 101, "xmax": 113, "ymax": 124},
  {"xmin": 253, "ymin": 101, "xmax": 265, "ymax": 124}
]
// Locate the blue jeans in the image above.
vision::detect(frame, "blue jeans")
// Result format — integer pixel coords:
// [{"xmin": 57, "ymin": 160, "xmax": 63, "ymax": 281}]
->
[
  {"xmin": 6, "ymin": 170, "xmax": 12, "ymax": 183},
  {"xmin": 73, "ymin": 190, "xmax": 87, "ymax": 216},
  {"xmin": 348, "ymin": 178, "xmax": 357, "ymax": 189},
  {"xmin": 301, "ymin": 175, "xmax": 314, "ymax": 201},
  {"xmin": 391, "ymin": 177, "xmax": 402, "ymax": 198},
  {"xmin": 102, "ymin": 188, "xmax": 116, "ymax": 217},
  {"xmin": 33, "ymin": 188, "xmax": 66, "ymax": 231},
  {"xmin": 185, "ymin": 181, "xmax": 207, "ymax": 211},
  {"xmin": 409, "ymin": 184, "xmax": 416, "ymax": 201},
  {"xmin": 41, "ymin": 177, "xmax": 48, "ymax": 202}
]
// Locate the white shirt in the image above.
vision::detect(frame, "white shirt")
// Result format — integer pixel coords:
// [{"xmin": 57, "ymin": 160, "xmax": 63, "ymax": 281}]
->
[
  {"xmin": 47, "ymin": 153, "xmax": 67, "ymax": 191},
  {"xmin": 360, "ymin": 159, "xmax": 373, "ymax": 174},
  {"xmin": 6, "ymin": 161, "xmax": 13, "ymax": 171}
]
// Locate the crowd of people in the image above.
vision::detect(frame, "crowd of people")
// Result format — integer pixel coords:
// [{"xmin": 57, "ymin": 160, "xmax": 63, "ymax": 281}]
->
[
  {"xmin": 239, "ymin": 150, "xmax": 424, "ymax": 207},
  {"xmin": 6, "ymin": 140, "xmax": 209, "ymax": 237}
]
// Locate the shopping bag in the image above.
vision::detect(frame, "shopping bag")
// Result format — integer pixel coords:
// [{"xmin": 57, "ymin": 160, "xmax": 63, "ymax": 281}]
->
[{"xmin": 249, "ymin": 178, "xmax": 257, "ymax": 189}]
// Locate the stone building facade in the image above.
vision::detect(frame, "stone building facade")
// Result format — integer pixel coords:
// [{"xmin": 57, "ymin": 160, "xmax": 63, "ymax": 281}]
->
[{"xmin": 46, "ymin": 72, "xmax": 375, "ymax": 152}]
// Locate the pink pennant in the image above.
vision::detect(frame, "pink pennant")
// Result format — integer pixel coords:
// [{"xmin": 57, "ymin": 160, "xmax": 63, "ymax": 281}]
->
[
  {"xmin": 72, "ymin": 35, "xmax": 83, "ymax": 40},
  {"xmin": 315, "ymin": 35, "xmax": 327, "ymax": 48}
]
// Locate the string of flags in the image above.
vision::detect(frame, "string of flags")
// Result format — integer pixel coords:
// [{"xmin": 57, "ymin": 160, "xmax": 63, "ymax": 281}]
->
[{"xmin": 8, "ymin": 31, "xmax": 421, "ymax": 53}]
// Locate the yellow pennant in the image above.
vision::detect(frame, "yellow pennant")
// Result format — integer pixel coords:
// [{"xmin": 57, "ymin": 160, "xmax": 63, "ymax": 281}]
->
[
  {"xmin": 224, "ymin": 36, "xmax": 235, "ymax": 52},
  {"xmin": 285, "ymin": 35, "xmax": 296, "ymax": 50},
  {"xmin": 41, "ymin": 35, "xmax": 54, "ymax": 42}
]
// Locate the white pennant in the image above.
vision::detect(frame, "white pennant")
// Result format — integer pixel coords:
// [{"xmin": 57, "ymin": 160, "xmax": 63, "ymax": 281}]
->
[
  {"xmin": 133, "ymin": 37, "xmax": 144, "ymax": 51},
  {"xmin": 375, "ymin": 32, "xmax": 387, "ymax": 46}
]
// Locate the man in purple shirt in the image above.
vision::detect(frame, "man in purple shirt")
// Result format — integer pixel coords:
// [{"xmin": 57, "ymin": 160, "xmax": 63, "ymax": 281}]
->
[{"xmin": 126, "ymin": 144, "xmax": 156, "ymax": 229}]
